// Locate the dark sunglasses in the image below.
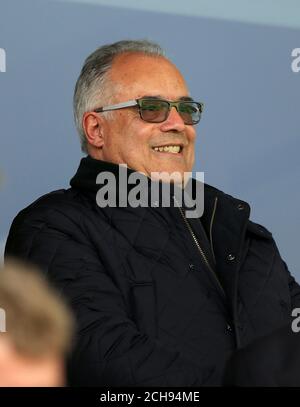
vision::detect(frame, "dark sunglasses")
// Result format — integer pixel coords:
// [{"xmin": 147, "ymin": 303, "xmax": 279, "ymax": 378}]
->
[{"xmin": 94, "ymin": 98, "xmax": 204, "ymax": 125}]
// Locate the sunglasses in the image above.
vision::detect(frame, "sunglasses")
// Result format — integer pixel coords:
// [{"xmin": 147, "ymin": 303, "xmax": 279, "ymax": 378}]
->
[{"xmin": 94, "ymin": 98, "xmax": 204, "ymax": 125}]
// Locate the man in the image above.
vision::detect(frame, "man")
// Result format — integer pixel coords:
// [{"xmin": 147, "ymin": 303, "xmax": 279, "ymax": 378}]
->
[
  {"xmin": 0, "ymin": 261, "xmax": 74, "ymax": 386},
  {"xmin": 5, "ymin": 40, "xmax": 300, "ymax": 386}
]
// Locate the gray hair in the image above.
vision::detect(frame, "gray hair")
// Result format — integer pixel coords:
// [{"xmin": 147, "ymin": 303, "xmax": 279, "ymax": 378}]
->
[{"xmin": 73, "ymin": 40, "xmax": 166, "ymax": 153}]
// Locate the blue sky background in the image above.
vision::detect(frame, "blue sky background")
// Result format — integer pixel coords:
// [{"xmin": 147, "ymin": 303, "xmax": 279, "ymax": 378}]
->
[{"xmin": 0, "ymin": 0, "xmax": 299, "ymax": 278}]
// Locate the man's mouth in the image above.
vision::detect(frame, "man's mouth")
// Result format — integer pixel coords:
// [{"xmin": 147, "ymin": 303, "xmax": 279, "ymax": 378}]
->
[{"xmin": 152, "ymin": 145, "xmax": 183, "ymax": 154}]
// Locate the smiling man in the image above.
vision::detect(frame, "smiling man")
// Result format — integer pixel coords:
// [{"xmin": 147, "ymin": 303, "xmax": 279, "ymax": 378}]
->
[
  {"xmin": 82, "ymin": 51, "xmax": 196, "ymax": 179},
  {"xmin": 5, "ymin": 40, "xmax": 300, "ymax": 386}
]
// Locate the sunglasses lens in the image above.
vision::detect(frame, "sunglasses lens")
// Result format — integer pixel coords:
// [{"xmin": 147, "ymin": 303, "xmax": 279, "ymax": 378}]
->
[
  {"xmin": 140, "ymin": 100, "xmax": 169, "ymax": 123},
  {"xmin": 178, "ymin": 102, "xmax": 201, "ymax": 125},
  {"xmin": 139, "ymin": 99, "xmax": 203, "ymax": 124}
]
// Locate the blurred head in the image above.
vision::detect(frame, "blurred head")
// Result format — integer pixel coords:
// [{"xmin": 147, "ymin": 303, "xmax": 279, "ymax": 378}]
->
[
  {"xmin": 0, "ymin": 261, "xmax": 74, "ymax": 387},
  {"xmin": 74, "ymin": 40, "xmax": 199, "ymax": 181}
]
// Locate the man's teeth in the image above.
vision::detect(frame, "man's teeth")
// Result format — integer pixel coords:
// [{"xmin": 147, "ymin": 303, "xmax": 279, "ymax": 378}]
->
[{"xmin": 153, "ymin": 145, "xmax": 181, "ymax": 153}]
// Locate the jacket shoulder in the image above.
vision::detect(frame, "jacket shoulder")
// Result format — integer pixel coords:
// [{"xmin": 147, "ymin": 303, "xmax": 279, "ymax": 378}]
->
[
  {"xmin": 5, "ymin": 188, "xmax": 96, "ymax": 258},
  {"xmin": 10, "ymin": 188, "xmax": 83, "ymax": 226}
]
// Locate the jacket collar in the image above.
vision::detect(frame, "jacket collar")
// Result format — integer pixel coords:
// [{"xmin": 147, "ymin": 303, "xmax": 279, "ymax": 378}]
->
[{"xmin": 70, "ymin": 155, "xmax": 251, "ymax": 237}]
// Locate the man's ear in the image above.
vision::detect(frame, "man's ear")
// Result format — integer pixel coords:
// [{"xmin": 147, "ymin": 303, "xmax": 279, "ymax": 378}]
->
[{"xmin": 82, "ymin": 112, "xmax": 105, "ymax": 148}]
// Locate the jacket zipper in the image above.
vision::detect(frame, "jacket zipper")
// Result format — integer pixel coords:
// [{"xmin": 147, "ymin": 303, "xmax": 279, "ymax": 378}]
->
[
  {"xmin": 209, "ymin": 196, "xmax": 218, "ymax": 265},
  {"xmin": 175, "ymin": 197, "xmax": 226, "ymax": 299}
]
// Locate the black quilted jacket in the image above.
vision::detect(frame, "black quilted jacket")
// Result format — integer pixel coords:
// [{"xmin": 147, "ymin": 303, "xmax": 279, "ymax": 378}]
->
[{"xmin": 5, "ymin": 156, "xmax": 300, "ymax": 386}]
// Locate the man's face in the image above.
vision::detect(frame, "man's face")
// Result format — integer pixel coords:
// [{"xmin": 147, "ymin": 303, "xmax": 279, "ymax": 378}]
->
[{"xmin": 94, "ymin": 53, "xmax": 197, "ymax": 180}]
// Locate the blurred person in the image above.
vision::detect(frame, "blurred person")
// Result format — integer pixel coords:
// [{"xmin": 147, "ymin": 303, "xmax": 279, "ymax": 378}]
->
[
  {"xmin": 0, "ymin": 261, "xmax": 74, "ymax": 386},
  {"xmin": 4, "ymin": 40, "xmax": 300, "ymax": 386}
]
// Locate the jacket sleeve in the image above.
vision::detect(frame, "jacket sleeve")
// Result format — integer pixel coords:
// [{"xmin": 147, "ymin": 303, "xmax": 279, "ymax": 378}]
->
[
  {"xmin": 223, "ymin": 323, "xmax": 300, "ymax": 386},
  {"xmin": 272, "ymin": 237, "xmax": 300, "ymax": 309},
  {"xmin": 5, "ymin": 207, "xmax": 225, "ymax": 386}
]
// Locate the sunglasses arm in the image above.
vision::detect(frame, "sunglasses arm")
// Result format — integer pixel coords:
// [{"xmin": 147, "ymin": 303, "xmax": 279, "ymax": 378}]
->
[{"xmin": 94, "ymin": 100, "xmax": 138, "ymax": 113}]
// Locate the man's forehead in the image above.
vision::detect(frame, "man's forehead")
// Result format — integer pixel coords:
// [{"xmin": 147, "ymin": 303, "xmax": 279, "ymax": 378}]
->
[
  {"xmin": 109, "ymin": 53, "xmax": 190, "ymax": 99},
  {"xmin": 110, "ymin": 52, "xmax": 185, "ymax": 80}
]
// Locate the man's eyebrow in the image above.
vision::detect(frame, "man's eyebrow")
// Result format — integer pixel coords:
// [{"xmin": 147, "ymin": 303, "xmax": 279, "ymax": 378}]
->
[
  {"xmin": 140, "ymin": 95, "xmax": 194, "ymax": 101},
  {"xmin": 178, "ymin": 96, "xmax": 194, "ymax": 102}
]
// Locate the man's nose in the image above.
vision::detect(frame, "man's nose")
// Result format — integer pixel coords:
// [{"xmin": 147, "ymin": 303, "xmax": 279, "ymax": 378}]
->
[{"xmin": 159, "ymin": 106, "xmax": 185, "ymax": 132}]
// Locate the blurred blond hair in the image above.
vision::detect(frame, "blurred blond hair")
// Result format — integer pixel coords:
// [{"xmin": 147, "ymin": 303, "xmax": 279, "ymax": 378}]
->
[{"xmin": 0, "ymin": 259, "xmax": 74, "ymax": 359}]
